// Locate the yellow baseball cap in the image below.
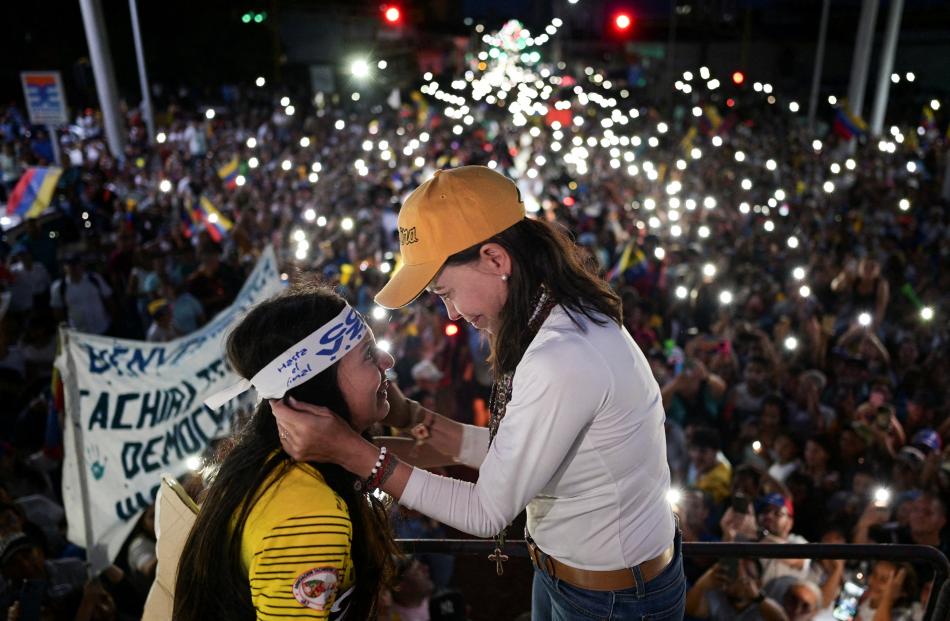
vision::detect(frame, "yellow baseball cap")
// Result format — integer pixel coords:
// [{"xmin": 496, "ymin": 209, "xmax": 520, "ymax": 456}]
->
[{"xmin": 375, "ymin": 166, "xmax": 525, "ymax": 309}]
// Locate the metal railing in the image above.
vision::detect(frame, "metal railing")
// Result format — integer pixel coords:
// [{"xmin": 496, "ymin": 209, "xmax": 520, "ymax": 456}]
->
[{"xmin": 398, "ymin": 539, "xmax": 950, "ymax": 620}]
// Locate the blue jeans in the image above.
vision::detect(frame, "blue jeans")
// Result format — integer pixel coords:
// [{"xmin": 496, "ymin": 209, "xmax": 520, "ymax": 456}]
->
[{"xmin": 531, "ymin": 530, "xmax": 686, "ymax": 620}]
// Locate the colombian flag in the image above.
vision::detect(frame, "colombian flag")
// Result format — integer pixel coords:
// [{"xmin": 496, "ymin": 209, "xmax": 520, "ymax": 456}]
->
[
  {"xmin": 6, "ymin": 167, "xmax": 62, "ymax": 219},
  {"xmin": 217, "ymin": 156, "xmax": 240, "ymax": 189},
  {"xmin": 833, "ymin": 104, "xmax": 867, "ymax": 140},
  {"xmin": 196, "ymin": 196, "xmax": 233, "ymax": 242}
]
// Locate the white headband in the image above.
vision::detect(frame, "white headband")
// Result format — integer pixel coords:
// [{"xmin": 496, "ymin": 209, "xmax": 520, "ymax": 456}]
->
[{"xmin": 204, "ymin": 304, "xmax": 367, "ymax": 410}]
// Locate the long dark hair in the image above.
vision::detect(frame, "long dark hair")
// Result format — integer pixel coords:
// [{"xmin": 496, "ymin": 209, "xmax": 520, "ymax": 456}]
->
[
  {"xmin": 174, "ymin": 284, "xmax": 398, "ymax": 621},
  {"xmin": 444, "ymin": 218, "xmax": 622, "ymax": 375}
]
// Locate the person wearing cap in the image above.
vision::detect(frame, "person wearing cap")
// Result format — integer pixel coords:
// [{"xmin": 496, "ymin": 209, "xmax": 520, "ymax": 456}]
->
[
  {"xmin": 145, "ymin": 299, "xmax": 179, "ymax": 343},
  {"xmin": 756, "ymin": 493, "xmax": 810, "ymax": 584},
  {"xmin": 273, "ymin": 166, "xmax": 684, "ymax": 619},
  {"xmin": 718, "ymin": 489, "xmax": 809, "ymax": 581}
]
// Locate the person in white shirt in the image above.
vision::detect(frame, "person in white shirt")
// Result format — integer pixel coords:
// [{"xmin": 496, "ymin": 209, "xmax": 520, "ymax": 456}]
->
[
  {"xmin": 768, "ymin": 431, "xmax": 802, "ymax": 484},
  {"xmin": 272, "ymin": 166, "xmax": 684, "ymax": 620},
  {"xmin": 50, "ymin": 253, "xmax": 113, "ymax": 335},
  {"xmin": 720, "ymin": 492, "xmax": 811, "ymax": 587},
  {"xmin": 10, "ymin": 245, "xmax": 50, "ymax": 311}
]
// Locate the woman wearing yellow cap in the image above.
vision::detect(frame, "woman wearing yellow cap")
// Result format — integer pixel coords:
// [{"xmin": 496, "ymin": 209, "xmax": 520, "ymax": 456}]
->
[{"xmin": 273, "ymin": 166, "xmax": 684, "ymax": 620}]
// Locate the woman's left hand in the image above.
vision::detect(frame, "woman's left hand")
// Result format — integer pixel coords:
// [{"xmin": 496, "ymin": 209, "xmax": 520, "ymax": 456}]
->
[{"xmin": 270, "ymin": 397, "xmax": 360, "ymax": 464}]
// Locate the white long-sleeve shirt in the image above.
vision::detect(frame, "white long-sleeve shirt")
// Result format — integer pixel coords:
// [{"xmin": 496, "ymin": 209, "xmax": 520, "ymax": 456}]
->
[{"xmin": 400, "ymin": 305, "xmax": 675, "ymax": 571}]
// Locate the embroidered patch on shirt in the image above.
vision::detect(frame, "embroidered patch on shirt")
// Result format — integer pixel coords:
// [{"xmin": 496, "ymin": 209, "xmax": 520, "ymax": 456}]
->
[{"xmin": 292, "ymin": 567, "xmax": 339, "ymax": 611}]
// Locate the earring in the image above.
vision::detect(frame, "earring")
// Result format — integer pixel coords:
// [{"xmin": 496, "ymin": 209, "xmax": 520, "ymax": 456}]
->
[{"xmin": 501, "ymin": 274, "xmax": 509, "ymax": 282}]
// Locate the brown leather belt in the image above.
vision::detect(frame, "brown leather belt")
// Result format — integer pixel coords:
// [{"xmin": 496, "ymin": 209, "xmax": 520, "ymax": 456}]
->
[{"xmin": 526, "ymin": 538, "xmax": 675, "ymax": 592}]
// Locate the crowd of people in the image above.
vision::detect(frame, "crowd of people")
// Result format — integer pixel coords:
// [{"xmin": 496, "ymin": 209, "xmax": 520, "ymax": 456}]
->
[{"xmin": 0, "ymin": 34, "xmax": 947, "ymax": 620}]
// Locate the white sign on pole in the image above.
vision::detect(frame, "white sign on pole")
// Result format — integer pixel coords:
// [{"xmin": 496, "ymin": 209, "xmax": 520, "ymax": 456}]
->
[
  {"xmin": 56, "ymin": 247, "xmax": 284, "ymax": 571},
  {"xmin": 21, "ymin": 71, "xmax": 69, "ymax": 125}
]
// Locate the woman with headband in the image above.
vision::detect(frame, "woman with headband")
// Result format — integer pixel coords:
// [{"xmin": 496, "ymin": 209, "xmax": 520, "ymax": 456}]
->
[
  {"xmin": 175, "ymin": 285, "xmax": 401, "ymax": 620},
  {"xmin": 273, "ymin": 166, "xmax": 685, "ymax": 620}
]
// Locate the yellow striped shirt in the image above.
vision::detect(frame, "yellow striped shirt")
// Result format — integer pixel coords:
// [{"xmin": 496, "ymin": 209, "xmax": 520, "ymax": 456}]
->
[{"xmin": 242, "ymin": 463, "xmax": 355, "ymax": 620}]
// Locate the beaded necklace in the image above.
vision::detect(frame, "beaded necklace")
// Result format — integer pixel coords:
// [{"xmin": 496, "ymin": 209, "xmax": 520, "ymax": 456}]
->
[{"xmin": 486, "ymin": 287, "xmax": 557, "ymax": 574}]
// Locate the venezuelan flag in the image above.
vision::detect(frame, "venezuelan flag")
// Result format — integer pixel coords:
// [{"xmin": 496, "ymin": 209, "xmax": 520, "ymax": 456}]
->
[
  {"xmin": 833, "ymin": 104, "xmax": 867, "ymax": 140},
  {"xmin": 6, "ymin": 167, "xmax": 62, "ymax": 218},
  {"xmin": 180, "ymin": 203, "xmax": 198, "ymax": 239},
  {"xmin": 217, "ymin": 156, "xmax": 240, "ymax": 189},
  {"xmin": 197, "ymin": 195, "xmax": 233, "ymax": 242}
]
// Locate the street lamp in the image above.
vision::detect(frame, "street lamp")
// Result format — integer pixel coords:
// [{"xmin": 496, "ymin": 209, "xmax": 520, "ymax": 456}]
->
[{"xmin": 350, "ymin": 58, "xmax": 371, "ymax": 79}]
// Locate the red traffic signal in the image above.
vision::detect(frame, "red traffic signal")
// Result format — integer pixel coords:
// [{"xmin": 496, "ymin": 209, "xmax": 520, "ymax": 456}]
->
[
  {"xmin": 732, "ymin": 71, "xmax": 745, "ymax": 85},
  {"xmin": 613, "ymin": 11, "xmax": 633, "ymax": 32},
  {"xmin": 383, "ymin": 5, "xmax": 401, "ymax": 24}
]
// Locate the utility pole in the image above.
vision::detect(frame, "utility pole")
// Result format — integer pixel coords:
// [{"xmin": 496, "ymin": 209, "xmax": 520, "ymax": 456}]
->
[
  {"xmin": 78, "ymin": 0, "xmax": 126, "ymax": 157},
  {"xmin": 846, "ymin": 0, "xmax": 879, "ymax": 120},
  {"xmin": 869, "ymin": 0, "xmax": 904, "ymax": 136},
  {"xmin": 807, "ymin": 0, "xmax": 831, "ymax": 133},
  {"xmin": 129, "ymin": 0, "xmax": 156, "ymax": 144}
]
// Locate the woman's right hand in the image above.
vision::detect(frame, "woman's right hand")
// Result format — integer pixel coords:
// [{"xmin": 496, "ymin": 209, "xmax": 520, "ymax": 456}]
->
[{"xmin": 271, "ymin": 397, "xmax": 362, "ymax": 464}]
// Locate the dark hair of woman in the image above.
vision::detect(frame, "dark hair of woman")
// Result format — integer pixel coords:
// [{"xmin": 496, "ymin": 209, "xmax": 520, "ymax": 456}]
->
[
  {"xmin": 174, "ymin": 284, "xmax": 399, "ymax": 621},
  {"xmin": 444, "ymin": 217, "xmax": 622, "ymax": 376}
]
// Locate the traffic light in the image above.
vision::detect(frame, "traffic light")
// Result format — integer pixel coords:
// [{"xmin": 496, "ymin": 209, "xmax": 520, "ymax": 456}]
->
[
  {"xmin": 382, "ymin": 4, "xmax": 402, "ymax": 25},
  {"xmin": 612, "ymin": 11, "xmax": 634, "ymax": 33},
  {"xmin": 732, "ymin": 71, "xmax": 745, "ymax": 85}
]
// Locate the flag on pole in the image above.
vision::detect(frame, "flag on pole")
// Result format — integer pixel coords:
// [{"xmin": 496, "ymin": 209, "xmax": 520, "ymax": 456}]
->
[
  {"xmin": 179, "ymin": 201, "xmax": 198, "ymax": 239},
  {"xmin": 217, "ymin": 157, "xmax": 240, "ymax": 189},
  {"xmin": 832, "ymin": 103, "xmax": 867, "ymax": 140},
  {"xmin": 196, "ymin": 196, "xmax": 234, "ymax": 242},
  {"xmin": 6, "ymin": 167, "xmax": 62, "ymax": 218},
  {"xmin": 606, "ymin": 241, "xmax": 648, "ymax": 282}
]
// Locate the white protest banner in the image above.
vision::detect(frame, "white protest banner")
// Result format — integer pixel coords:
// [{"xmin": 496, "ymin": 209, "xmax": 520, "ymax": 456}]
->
[{"xmin": 56, "ymin": 246, "xmax": 283, "ymax": 571}]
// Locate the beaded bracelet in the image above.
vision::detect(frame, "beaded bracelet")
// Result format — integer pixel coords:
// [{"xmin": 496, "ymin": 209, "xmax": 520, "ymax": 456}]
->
[
  {"xmin": 354, "ymin": 446, "xmax": 387, "ymax": 491},
  {"xmin": 370, "ymin": 451, "xmax": 394, "ymax": 489}
]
